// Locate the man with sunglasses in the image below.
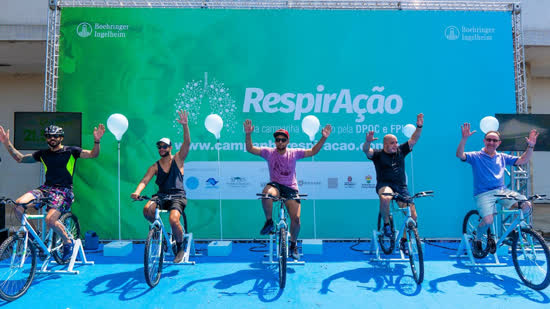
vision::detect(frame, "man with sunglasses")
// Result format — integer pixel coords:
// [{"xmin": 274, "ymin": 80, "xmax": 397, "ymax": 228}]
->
[
  {"xmin": 131, "ymin": 110, "xmax": 190, "ymax": 263},
  {"xmin": 456, "ymin": 123, "xmax": 539, "ymax": 252},
  {"xmin": 363, "ymin": 113, "xmax": 424, "ymax": 255},
  {"xmin": 0, "ymin": 123, "xmax": 105, "ymax": 261},
  {"xmin": 244, "ymin": 119, "xmax": 332, "ymax": 260}
]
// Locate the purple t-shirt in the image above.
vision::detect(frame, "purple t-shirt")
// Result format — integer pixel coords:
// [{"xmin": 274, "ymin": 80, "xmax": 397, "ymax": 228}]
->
[
  {"xmin": 260, "ymin": 148, "xmax": 306, "ymax": 190},
  {"xmin": 464, "ymin": 150, "xmax": 518, "ymax": 196}
]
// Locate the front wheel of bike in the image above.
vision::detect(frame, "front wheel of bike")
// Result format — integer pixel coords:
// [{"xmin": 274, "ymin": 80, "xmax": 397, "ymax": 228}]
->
[
  {"xmin": 407, "ymin": 227, "xmax": 424, "ymax": 284},
  {"xmin": 462, "ymin": 210, "xmax": 492, "ymax": 259},
  {"xmin": 511, "ymin": 228, "xmax": 550, "ymax": 290},
  {"xmin": 377, "ymin": 212, "xmax": 395, "ymax": 255},
  {"xmin": 52, "ymin": 212, "xmax": 81, "ymax": 265},
  {"xmin": 144, "ymin": 225, "xmax": 164, "ymax": 288},
  {"xmin": 278, "ymin": 227, "xmax": 287, "ymax": 289},
  {"xmin": 0, "ymin": 235, "xmax": 37, "ymax": 301}
]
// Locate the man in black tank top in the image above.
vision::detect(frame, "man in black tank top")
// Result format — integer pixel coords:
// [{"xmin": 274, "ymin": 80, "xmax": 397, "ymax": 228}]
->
[
  {"xmin": 131, "ymin": 110, "xmax": 190, "ymax": 263},
  {"xmin": 0, "ymin": 123, "xmax": 105, "ymax": 261},
  {"xmin": 363, "ymin": 114, "xmax": 424, "ymax": 254}
]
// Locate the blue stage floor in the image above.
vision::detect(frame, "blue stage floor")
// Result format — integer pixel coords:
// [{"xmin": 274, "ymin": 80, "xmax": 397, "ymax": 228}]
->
[{"xmin": 1, "ymin": 241, "xmax": 549, "ymax": 308}]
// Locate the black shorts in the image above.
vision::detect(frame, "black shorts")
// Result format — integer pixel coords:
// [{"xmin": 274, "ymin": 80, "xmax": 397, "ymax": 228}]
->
[
  {"xmin": 376, "ymin": 183, "xmax": 411, "ymax": 203},
  {"xmin": 155, "ymin": 194, "xmax": 187, "ymax": 215},
  {"xmin": 267, "ymin": 182, "xmax": 301, "ymax": 203}
]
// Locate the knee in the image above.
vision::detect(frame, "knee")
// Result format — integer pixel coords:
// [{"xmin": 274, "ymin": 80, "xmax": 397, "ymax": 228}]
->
[
  {"xmin": 169, "ymin": 214, "xmax": 180, "ymax": 226},
  {"xmin": 291, "ymin": 215, "xmax": 301, "ymax": 226},
  {"xmin": 482, "ymin": 216, "xmax": 494, "ymax": 226},
  {"xmin": 380, "ymin": 197, "xmax": 392, "ymax": 206},
  {"xmin": 45, "ymin": 217, "xmax": 56, "ymax": 228},
  {"xmin": 521, "ymin": 201, "xmax": 532, "ymax": 212}
]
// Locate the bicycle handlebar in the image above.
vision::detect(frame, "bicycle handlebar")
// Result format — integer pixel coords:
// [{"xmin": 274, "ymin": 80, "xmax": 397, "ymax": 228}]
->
[
  {"xmin": 381, "ymin": 190, "xmax": 434, "ymax": 201},
  {"xmin": 256, "ymin": 193, "xmax": 308, "ymax": 201},
  {"xmin": 0, "ymin": 197, "xmax": 52, "ymax": 209},
  {"xmin": 133, "ymin": 194, "xmax": 186, "ymax": 202},
  {"xmin": 494, "ymin": 193, "xmax": 547, "ymax": 202}
]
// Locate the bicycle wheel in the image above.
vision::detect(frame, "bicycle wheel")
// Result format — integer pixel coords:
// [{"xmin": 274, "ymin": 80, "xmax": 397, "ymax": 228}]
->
[
  {"xmin": 0, "ymin": 235, "xmax": 37, "ymax": 301},
  {"xmin": 278, "ymin": 227, "xmax": 287, "ymax": 289},
  {"xmin": 52, "ymin": 212, "xmax": 81, "ymax": 265},
  {"xmin": 377, "ymin": 212, "xmax": 395, "ymax": 255},
  {"xmin": 511, "ymin": 228, "xmax": 550, "ymax": 290},
  {"xmin": 462, "ymin": 210, "xmax": 492, "ymax": 259},
  {"xmin": 407, "ymin": 226, "xmax": 424, "ymax": 284},
  {"xmin": 144, "ymin": 226, "xmax": 164, "ymax": 288}
]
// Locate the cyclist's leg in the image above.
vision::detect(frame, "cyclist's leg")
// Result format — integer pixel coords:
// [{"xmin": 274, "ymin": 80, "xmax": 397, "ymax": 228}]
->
[
  {"xmin": 44, "ymin": 187, "xmax": 74, "ymax": 244},
  {"xmin": 143, "ymin": 200, "xmax": 158, "ymax": 223},
  {"xmin": 474, "ymin": 190, "xmax": 498, "ymax": 238},
  {"xmin": 285, "ymin": 199, "xmax": 301, "ymax": 243},
  {"xmin": 14, "ymin": 192, "xmax": 36, "ymax": 221},
  {"xmin": 168, "ymin": 199, "xmax": 186, "ymax": 243},
  {"xmin": 45, "ymin": 208, "xmax": 70, "ymax": 243},
  {"xmin": 396, "ymin": 185, "xmax": 416, "ymax": 222},
  {"xmin": 498, "ymin": 189, "xmax": 529, "ymax": 216},
  {"xmin": 262, "ymin": 183, "xmax": 279, "ymax": 221},
  {"xmin": 377, "ymin": 186, "xmax": 393, "ymax": 224}
]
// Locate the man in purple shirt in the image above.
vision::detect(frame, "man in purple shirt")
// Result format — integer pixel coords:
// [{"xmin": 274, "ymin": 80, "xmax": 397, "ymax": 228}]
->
[
  {"xmin": 456, "ymin": 122, "xmax": 538, "ymax": 252},
  {"xmin": 244, "ymin": 119, "xmax": 332, "ymax": 260}
]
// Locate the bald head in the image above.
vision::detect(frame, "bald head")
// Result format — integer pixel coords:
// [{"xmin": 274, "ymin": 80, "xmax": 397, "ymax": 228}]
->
[{"xmin": 383, "ymin": 134, "xmax": 399, "ymax": 153}]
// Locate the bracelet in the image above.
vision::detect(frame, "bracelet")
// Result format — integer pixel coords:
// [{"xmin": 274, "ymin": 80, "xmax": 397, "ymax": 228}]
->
[
  {"xmin": 94, "ymin": 141, "xmax": 100, "ymax": 144},
  {"xmin": 528, "ymin": 145, "xmax": 534, "ymax": 148},
  {"xmin": 417, "ymin": 125, "xmax": 423, "ymax": 128}
]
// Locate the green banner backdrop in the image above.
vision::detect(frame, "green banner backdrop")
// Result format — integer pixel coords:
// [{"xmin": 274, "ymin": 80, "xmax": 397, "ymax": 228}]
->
[{"xmin": 57, "ymin": 8, "xmax": 516, "ymax": 239}]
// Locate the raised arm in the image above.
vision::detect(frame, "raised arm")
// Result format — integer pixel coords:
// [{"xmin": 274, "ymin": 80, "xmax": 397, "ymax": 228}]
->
[
  {"xmin": 81, "ymin": 124, "xmax": 105, "ymax": 159},
  {"xmin": 244, "ymin": 119, "xmax": 261, "ymax": 156},
  {"xmin": 362, "ymin": 131, "xmax": 377, "ymax": 159},
  {"xmin": 0, "ymin": 125, "xmax": 36, "ymax": 163},
  {"xmin": 515, "ymin": 129, "xmax": 538, "ymax": 165},
  {"xmin": 456, "ymin": 122, "xmax": 475, "ymax": 161},
  {"xmin": 176, "ymin": 110, "xmax": 191, "ymax": 161},
  {"xmin": 130, "ymin": 163, "xmax": 157, "ymax": 200},
  {"xmin": 407, "ymin": 113, "xmax": 423, "ymax": 149},
  {"xmin": 304, "ymin": 124, "xmax": 332, "ymax": 158}
]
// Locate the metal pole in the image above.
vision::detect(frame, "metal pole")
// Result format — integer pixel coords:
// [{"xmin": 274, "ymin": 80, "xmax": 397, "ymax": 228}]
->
[
  {"xmin": 118, "ymin": 141, "xmax": 121, "ymax": 241},
  {"xmin": 218, "ymin": 142, "xmax": 222, "ymax": 240}
]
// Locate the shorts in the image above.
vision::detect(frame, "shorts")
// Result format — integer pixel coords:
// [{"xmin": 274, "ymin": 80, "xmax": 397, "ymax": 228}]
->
[
  {"xmin": 376, "ymin": 183, "xmax": 412, "ymax": 204},
  {"xmin": 266, "ymin": 182, "xmax": 301, "ymax": 203},
  {"xmin": 154, "ymin": 193, "xmax": 187, "ymax": 215},
  {"xmin": 29, "ymin": 185, "xmax": 74, "ymax": 213},
  {"xmin": 474, "ymin": 188, "xmax": 526, "ymax": 218}
]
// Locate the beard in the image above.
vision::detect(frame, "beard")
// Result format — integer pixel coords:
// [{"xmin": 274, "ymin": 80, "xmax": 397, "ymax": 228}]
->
[
  {"xmin": 47, "ymin": 140, "xmax": 60, "ymax": 148},
  {"xmin": 160, "ymin": 152, "xmax": 170, "ymax": 157}
]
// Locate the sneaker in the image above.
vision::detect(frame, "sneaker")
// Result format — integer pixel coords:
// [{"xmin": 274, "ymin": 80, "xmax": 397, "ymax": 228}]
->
[
  {"xmin": 487, "ymin": 237, "xmax": 497, "ymax": 254},
  {"xmin": 383, "ymin": 224, "xmax": 393, "ymax": 238},
  {"xmin": 173, "ymin": 241, "xmax": 186, "ymax": 263},
  {"xmin": 62, "ymin": 241, "xmax": 74, "ymax": 262},
  {"xmin": 289, "ymin": 242, "xmax": 300, "ymax": 260},
  {"xmin": 473, "ymin": 239, "xmax": 483, "ymax": 254},
  {"xmin": 399, "ymin": 238, "xmax": 409, "ymax": 256},
  {"xmin": 502, "ymin": 231, "xmax": 518, "ymax": 247},
  {"xmin": 260, "ymin": 219, "xmax": 275, "ymax": 235}
]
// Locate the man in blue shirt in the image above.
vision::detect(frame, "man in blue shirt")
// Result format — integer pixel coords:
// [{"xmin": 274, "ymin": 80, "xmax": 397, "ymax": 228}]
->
[{"xmin": 456, "ymin": 123, "xmax": 538, "ymax": 251}]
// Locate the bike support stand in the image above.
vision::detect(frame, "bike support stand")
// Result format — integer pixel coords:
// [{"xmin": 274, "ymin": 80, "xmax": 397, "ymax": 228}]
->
[
  {"xmin": 366, "ymin": 230, "xmax": 408, "ymax": 262},
  {"xmin": 450, "ymin": 233, "xmax": 507, "ymax": 267},
  {"xmin": 164, "ymin": 233, "xmax": 200, "ymax": 265},
  {"xmin": 263, "ymin": 233, "xmax": 305, "ymax": 266},
  {"xmin": 37, "ymin": 239, "xmax": 94, "ymax": 275}
]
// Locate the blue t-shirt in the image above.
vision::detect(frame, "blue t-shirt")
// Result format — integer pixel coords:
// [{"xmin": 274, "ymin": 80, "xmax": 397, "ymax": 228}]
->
[{"xmin": 463, "ymin": 150, "xmax": 518, "ymax": 196}]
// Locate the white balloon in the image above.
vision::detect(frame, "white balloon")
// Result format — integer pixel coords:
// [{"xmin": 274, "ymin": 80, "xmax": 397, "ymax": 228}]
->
[
  {"xmin": 301, "ymin": 115, "xmax": 320, "ymax": 142},
  {"xmin": 480, "ymin": 116, "xmax": 499, "ymax": 134},
  {"xmin": 107, "ymin": 113, "xmax": 129, "ymax": 141},
  {"xmin": 403, "ymin": 124, "xmax": 416, "ymax": 138},
  {"xmin": 205, "ymin": 114, "xmax": 223, "ymax": 140}
]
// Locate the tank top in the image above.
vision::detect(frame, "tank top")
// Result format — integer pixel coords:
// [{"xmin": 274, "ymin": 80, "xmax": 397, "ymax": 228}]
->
[{"xmin": 155, "ymin": 159, "xmax": 186, "ymax": 196}]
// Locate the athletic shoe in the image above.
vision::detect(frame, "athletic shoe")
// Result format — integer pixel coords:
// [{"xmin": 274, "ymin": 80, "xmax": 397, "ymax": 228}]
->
[
  {"xmin": 173, "ymin": 240, "xmax": 187, "ymax": 263},
  {"xmin": 473, "ymin": 239, "xmax": 483, "ymax": 254},
  {"xmin": 399, "ymin": 238, "xmax": 409, "ymax": 256},
  {"xmin": 290, "ymin": 242, "xmax": 300, "ymax": 260},
  {"xmin": 502, "ymin": 231, "xmax": 518, "ymax": 247},
  {"xmin": 260, "ymin": 219, "xmax": 275, "ymax": 235},
  {"xmin": 62, "ymin": 241, "xmax": 74, "ymax": 262},
  {"xmin": 383, "ymin": 224, "xmax": 393, "ymax": 238}
]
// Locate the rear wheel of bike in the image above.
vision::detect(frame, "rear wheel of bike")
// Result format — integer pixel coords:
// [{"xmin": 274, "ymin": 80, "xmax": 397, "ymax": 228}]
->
[
  {"xmin": 278, "ymin": 227, "xmax": 287, "ymax": 289},
  {"xmin": 407, "ymin": 226, "xmax": 424, "ymax": 284},
  {"xmin": 462, "ymin": 210, "xmax": 492, "ymax": 259},
  {"xmin": 0, "ymin": 235, "xmax": 37, "ymax": 301},
  {"xmin": 511, "ymin": 228, "xmax": 550, "ymax": 290},
  {"xmin": 377, "ymin": 212, "xmax": 395, "ymax": 254},
  {"xmin": 52, "ymin": 212, "xmax": 81, "ymax": 265},
  {"xmin": 144, "ymin": 226, "xmax": 164, "ymax": 288}
]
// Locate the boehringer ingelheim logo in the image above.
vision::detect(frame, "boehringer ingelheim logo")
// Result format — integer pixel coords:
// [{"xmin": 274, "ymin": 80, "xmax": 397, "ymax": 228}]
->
[
  {"xmin": 445, "ymin": 26, "xmax": 460, "ymax": 41},
  {"xmin": 77, "ymin": 22, "xmax": 92, "ymax": 38}
]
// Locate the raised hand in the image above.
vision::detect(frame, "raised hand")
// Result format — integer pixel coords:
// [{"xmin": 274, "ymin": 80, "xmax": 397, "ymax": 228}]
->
[
  {"xmin": 0, "ymin": 126, "xmax": 10, "ymax": 144},
  {"xmin": 321, "ymin": 124, "xmax": 332, "ymax": 138},
  {"xmin": 461, "ymin": 123, "xmax": 476, "ymax": 139},
  {"xmin": 93, "ymin": 124, "xmax": 106, "ymax": 141},
  {"xmin": 177, "ymin": 110, "xmax": 188, "ymax": 126},
  {"xmin": 416, "ymin": 113, "xmax": 424, "ymax": 127},
  {"xmin": 243, "ymin": 119, "xmax": 254, "ymax": 134},
  {"xmin": 366, "ymin": 131, "xmax": 378, "ymax": 143},
  {"xmin": 526, "ymin": 129, "xmax": 539, "ymax": 147}
]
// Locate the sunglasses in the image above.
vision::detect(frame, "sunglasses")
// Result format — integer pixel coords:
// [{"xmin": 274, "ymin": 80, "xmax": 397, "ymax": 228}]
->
[
  {"xmin": 157, "ymin": 144, "xmax": 170, "ymax": 150},
  {"xmin": 45, "ymin": 134, "xmax": 62, "ymax": 139},
  {"xmin": 275, "ymin": 138, "xmax": 287, "ymax": 143},
  {"xmin": 485, "ymin": 138, "xmax": 500, "ymax": 143}
]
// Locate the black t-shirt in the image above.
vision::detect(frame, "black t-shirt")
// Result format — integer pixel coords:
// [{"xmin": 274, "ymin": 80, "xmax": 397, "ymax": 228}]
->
[
  {"xmin": 32, "ymin": 146, "xmax": 83, "ymax": 188},
  {"xmin": 369, "ymin": 142, "xmax": 411, "ymax": 186}
]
